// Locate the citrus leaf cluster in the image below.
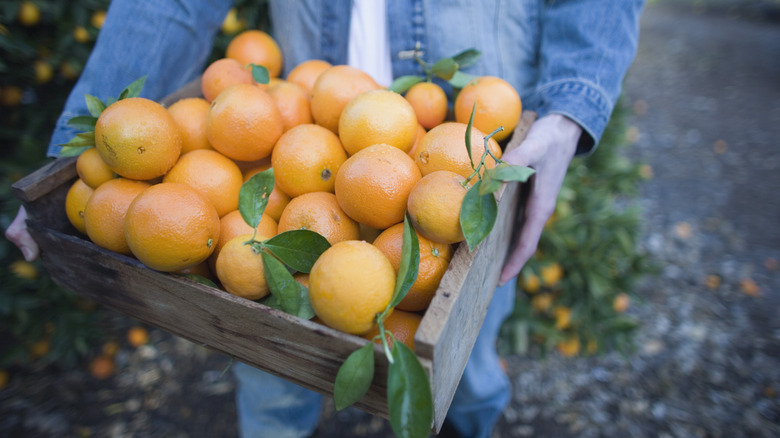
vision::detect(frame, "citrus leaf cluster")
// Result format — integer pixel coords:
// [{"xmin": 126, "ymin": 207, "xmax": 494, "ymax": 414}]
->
[
  {"xmin": 388, "ymin": 48, "xmax": 481, "ymax": 94},
  {"xmin": 458, "ymin": 105, "xmax": 535, "ymax": 251},
  {"xmin": 237, "ymin": 170, "xmax": 329, "ymax": 319},
  {"xmin": 58, "ymin": 76, "xmax": 148, "ymax": 157}
]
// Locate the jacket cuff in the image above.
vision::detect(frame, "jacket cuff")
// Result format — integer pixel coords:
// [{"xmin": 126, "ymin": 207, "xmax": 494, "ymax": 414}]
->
[{"xmin": 526, "ymin": 78, "xmax": 615, "ymax": 156}]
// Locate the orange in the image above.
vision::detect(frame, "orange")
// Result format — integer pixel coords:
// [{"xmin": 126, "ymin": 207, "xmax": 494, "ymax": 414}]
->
[
  {"xmin": 162, "ymin": 149, "xmax": 243, "ymax": 217},
  {"xmin": 91, "ymin": 10, "xmax": 107, "ymax": 29},
  {"xmin": 286, "ymin": 59, "xmax": 332, "ymax": 95},
  {"xmin": 209, "ymin": 209, "xmax": 278, "ymax": 269},
  {"xmin": 17, "ymin": 1, "xmax": 40, "ymax": 26},
  {"xmin": 167, "ymin": 97, "xmax": 214, "ymax": 153},
  {"xmin": 76, "ymin": 147, "xmax": 114, "ymax": 189},
  {"xmin": 407, "ymin": 123, "xmax": 427, "ymax": 159},
  {"xmin": 310, "ymin": 65, "xmax": 381, "ymax": 134},
  {"xmin": 404, "ymin": 82, "xmax": 448, "ymax": 130},
  {"xmin": 335, "ymin": 144, "xmax": 421, "ymax": 230},
  {"xmin": 94, "ymin": 97, "xmax": 182, "ymax": 181},
  {"xmin": 362, "ymin": 309, "xmax": 422, "ymax": 350},
  {"xmin": 338, "ymin": 89, "xmax": 418, "ymax": 155},
  {"xmin": 454, "ymin": 76, "xmax": 522, "ymax": 143},
  {"xmin": 267, "ymin": 81, "xmax": 312, "ymax": 131},
  {"xmin": 89, "ymin": 355, "xmax": 115, "ymax": 379},
  {"xmin": 308, "ymin": 240, "xmax": 395, "ymax": 335},
  {"xmin": 413, "ymin": 122, "xmax": 502, "ymax": 179},
  {"xmin": 373, "ymin": 223, "xmax": 453, "ymax": 311},
  {"xmin": 271, "ymin": 124, "xmax": 347, "ymax": 197},
  {"xmin": 65, "ymin": 178, "xmax": 94, "ymax": 234},
  {"xmin": 83, "ymin": 178, "xmax": 150, "ymax": 254},
  {"xmin": 221, "ymin": 8, "xmax": 245, "ymax": 35},
  {"xmin": 127, "ymin": 326, "xmax": 149, "ymax": 347},
  {"xmin": 406, "ymin": 170, "xmax": 471, "ymax": 244},
  {"xmin": 613, "ymin": 293, "xmax": 630, "ymax": 313},
  {"xmin": 556, "ymin": 336, "xmax": 581, "ymax": 357},
  {"xmin": 277, "ymin": 192, "xmax": 360, "ymax": 245},
  {"xmin": 215, "ymin": 233, "xmax": 272, "ymax": 300},
  {"xmin": 200, "ymin": 58, "xmax": 254, "ymax": 102},
  {"xmin": 124, "ymin": 182, "xmax": 220, "ymax": 272},
  {"xmin": 225, "ymin": 30, "xmax": 283, "ymax": 78},
  {"xmin": 206, "ymin": 83, "xmax": 283, "ymax": 162},
  {"xmin": 293, "ymin": 272, "xmax": 309, "ymax": 287}
]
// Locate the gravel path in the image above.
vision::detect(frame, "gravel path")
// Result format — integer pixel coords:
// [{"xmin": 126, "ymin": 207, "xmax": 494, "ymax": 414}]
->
[{"xmin": 2, "ymin": 2, "xmax": 779, "ymax": 437}]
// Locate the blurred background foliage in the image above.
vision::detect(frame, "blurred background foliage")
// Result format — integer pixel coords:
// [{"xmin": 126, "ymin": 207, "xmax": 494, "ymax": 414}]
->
[
  {"xmin": 0, "ymin": 0, "xmax": 268, "ymax": 369},
  {"xmin": 0, "ymin": 0, "xmax": 651, "ymax": 371}
]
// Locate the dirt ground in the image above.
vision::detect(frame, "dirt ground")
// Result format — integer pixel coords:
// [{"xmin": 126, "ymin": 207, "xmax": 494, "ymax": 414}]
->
[{"xmin": 2, "ymin": 1, "xmax": 779, "ymax": 437}]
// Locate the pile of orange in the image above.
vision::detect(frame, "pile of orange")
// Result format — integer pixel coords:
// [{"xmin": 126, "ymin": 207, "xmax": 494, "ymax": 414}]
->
[{"xmin": 63, "ymin": 29, "xmax": 522, "ymax": 343}]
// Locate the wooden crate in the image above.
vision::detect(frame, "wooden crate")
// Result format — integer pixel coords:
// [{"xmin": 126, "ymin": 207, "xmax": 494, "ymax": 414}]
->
[{"xmin": 11, "ymin": 89, "xmax": 535, "ymax": 431}]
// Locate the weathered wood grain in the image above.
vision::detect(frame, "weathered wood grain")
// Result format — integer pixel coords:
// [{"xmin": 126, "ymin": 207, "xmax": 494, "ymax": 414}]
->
[{"xmin": 415, "ymin": 111, "xmax": 536, "ymax": 430}]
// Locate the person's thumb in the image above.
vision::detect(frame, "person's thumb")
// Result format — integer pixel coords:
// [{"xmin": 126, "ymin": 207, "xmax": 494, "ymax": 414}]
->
[{"xmin": 5, "ymin": 207, "xmax": 40, "ymax": 262}]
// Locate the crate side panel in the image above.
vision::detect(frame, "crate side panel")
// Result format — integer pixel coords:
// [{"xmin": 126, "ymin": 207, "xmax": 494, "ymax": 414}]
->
[{"xmin": 28, "ymin": 221, "xmax": 395, "ymax": 417}]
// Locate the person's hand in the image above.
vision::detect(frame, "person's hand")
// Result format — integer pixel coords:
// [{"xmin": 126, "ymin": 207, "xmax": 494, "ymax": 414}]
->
[
  {"xmin": 498, "ymin": 114, "xmax": 582, "ymax": 285},
  {"xmin": 5, "ymin": 206, "xmax": 40, "ymax": 262}
]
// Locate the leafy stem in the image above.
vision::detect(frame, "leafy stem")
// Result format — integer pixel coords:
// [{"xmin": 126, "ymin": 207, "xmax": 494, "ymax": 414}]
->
[{"xmin": 463, "ymin": 126, "xmax": 505, "ymax": 186}]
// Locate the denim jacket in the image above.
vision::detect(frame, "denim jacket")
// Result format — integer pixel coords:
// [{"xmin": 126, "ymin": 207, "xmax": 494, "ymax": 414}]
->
[{"xmin": 47, "ymin": 0, "xmax": 645, "ymax": 157}]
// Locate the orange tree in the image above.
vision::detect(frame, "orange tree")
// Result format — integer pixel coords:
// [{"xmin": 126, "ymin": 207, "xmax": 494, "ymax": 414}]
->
[
  {"xmin": 501, "ymin": 99, "xmax": 655, "ymax": 358},
  {"xmin": 0, "ymin": 0, "xmax": 269, "ymax": 368}
]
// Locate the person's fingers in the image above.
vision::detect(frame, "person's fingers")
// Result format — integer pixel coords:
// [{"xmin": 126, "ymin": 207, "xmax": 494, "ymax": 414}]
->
[
  {"xmin": 499, "ymin": 191, "xmax": 554, "ymax": 285},
  {"xmin": 5, "ymin": 207, "xmax": 40, "ymax": 262}
]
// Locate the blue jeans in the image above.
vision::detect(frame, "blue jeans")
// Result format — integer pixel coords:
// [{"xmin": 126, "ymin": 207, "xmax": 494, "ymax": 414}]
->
[{"xmin": 233, "ymin": 280, "xmax": 516, "ymax": 438}]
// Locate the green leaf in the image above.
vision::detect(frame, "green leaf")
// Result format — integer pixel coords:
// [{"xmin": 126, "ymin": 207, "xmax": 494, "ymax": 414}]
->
[
  {"xmin": 430, "ymin": 57, "xmax": 458, "ymax": 81},
  {"xmin": 477, "ymin": 168, "xmax": 503, "ymax": 196},
  {"xmin": 176, "ymin": 273, "xmax": 219, "ymax": 289},
  {"xmin": 388, "ymin": 75, "xmax": 424, "ymax": 94},
  {"xmin": 388, "ymin": 342, "xmax": 433, "ymax": 438},
  {"xmin": 250, "ymin": 64, "xmax": 270, "ymax": 84},
  {"xmin": 460, "ymin": 181, "xmax": 498, "ymax": 251},
  {"xmin": 262, "ymin": 230, "xmax": 330, "ymax": 273},
  {"xmin": 389, "ymin": 214, "xmax": 420, "ymax": 309},
  {"xmin": 451, "ymin": 48, "xmax": 481, "ymax": 68},
  {"xmin": 66, "ymin": 115, "xmax": 98, "ymax": 132},
  {"xmin": 119, "ymin": 75, "xmax": 147, "ymax": 100},
  {"xmin": 488, "ymin": 162, "xmax": 536, "ymax": 183},
  {"xmin": 239, "ymin": 169, "xmax": 275, "ymax": 228},
  {"xmin": 334, "ymin": 343, "xmax": 375, "ymax": 411},
  {"xmin": 58, "ymin": 131, "xmax": 95, "ymax": 148},
  {"xmin": 464, "ymin": 101, "xmax": 476, "ymax": 168},
  {"xmin": 84, "ymin": 94, "xmax": 106, "ymax": 117},
  {"xmin": 57, "ymin": 146, "xmax": 90, "ymax": 158},
  {"xmin": 479, "ymin": 163, "xmax": 536, "ymax": 195},
  {"xmin": 261, "ymin": 251, "xmax": 315, "ymax": 319},
  {"xmin": 448, "ymin": 71, "xmax": 478, "ymax": 89}
]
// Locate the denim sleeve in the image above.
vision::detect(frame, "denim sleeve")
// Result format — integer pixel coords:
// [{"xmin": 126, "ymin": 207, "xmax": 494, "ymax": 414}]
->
[
  {"xmin": 529, "ymin": 0, "xmax": 645, "ymax": 154},
  {"xmin": 47, "ymin": 0, "xmax": 232, "ymax": 157}
]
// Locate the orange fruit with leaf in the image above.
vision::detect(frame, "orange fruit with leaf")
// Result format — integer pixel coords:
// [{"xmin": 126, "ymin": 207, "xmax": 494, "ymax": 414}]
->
[
  {"xmin": 226, "ymin": 30, "xmax": 283, "ymax": 77},
  {"xmin": 373, "ymin": 223, "xmax": 452, "ymax": 311},
  {"xmin": 277, "ymin": 191, "xmax": 360, "ymax": 245},
  {"xmin": 94, "ymin": 97, "xmax": 182, "ymax": 181}
]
